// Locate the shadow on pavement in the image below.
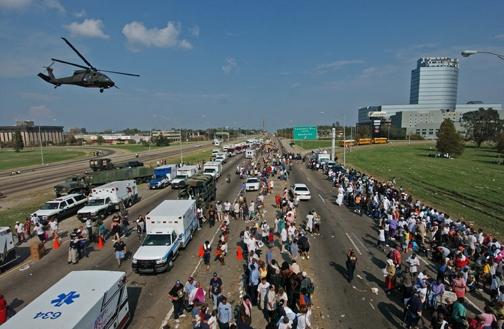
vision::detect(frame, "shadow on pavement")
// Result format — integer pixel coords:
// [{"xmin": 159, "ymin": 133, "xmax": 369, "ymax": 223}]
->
[
  {"xmin": 362, "ymin": 270, "xmax": 384, "ymax": 288},
  {"xmin": 329, "ymin": 261, "xmax": 348, "ymax": 281},
  {"xmin": 127, "ymin": 286, "xmax": 143, "ymax": 319},
  {"xmin": 371, "ymin": 255, "xmax": 386, "ymax": 269},
  {"xmin": 377, "ymin": 301, "xmax": 404, "ymax": 329}
]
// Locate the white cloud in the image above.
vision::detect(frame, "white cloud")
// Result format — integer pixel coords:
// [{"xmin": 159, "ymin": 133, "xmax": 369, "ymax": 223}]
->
[
  {"xmin": 42, "ymin": 0, "xmax": 64, "ymax": 13},
  {"xmin": 189, "ymin": 25, "xmax": 200, "ymax": 37},
  {"xmin": 28, "ymin": 105, "xmax": 53, "ymax": 118},
  {"xmin": 0, "ymin": 0, "xmax": 64, "ymax": 12},
  {"xmin": 0, "ymin": 0, "xmax": 31, "ymax": 10},
  {"xmin": 313, "ymin": 60, "xmax": 364, "ymax": 75},
  {"xmin": 222, "ymin": 57, "xmax": 237, "ymax": 74},
  {"xmin": 179, "ymin": 39, "xmax": 192, "ymax": 49},
  {"xmin": 122, "ymin": 21, "xmax": 192, "ymax": 50},
  {"xmin": 65, "ymin": 19, "xmax": 109, "ymax": 39},
  {"xmin": 494, "ymin": 34, "xmax": 504, "ymax": 40},
  {"xmin": 73, "ymin": 9, "xmax": 86, "ymax": 18}
]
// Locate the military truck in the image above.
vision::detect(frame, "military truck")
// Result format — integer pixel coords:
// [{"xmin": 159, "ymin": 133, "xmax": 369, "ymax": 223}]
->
[
  {"xmin": 89, "ymin": 158, "xmax": 144, "ymax": 172},
  {"xmin": 178, "ymin": 174, "xmax": 216, "ymax": 209},
  {"xmin": 89, "ymin": 158, "xmax": 114, "ymax": 171},
  {"xmin": 54, "ymin": 167, "xmax": 154, "ymax": 197}
]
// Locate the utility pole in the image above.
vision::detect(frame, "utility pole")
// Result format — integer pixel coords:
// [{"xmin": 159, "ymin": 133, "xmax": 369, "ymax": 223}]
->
[
  {"xmin": 331, "ymin": 123, "xmax": 336, "ymax": 161},
  {"xmin": 343, "ymin": 114, "xmax": 346, "ymax": 167},
  {"xmin": 39, "ymin": 125, "xmax": 45, "ymax": 165},
  {"xmin": 179, "ymin": 129, "xmax": 183, "ymax": 164}
]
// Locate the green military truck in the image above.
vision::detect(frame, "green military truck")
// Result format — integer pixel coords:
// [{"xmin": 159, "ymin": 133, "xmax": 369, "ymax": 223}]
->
[
  {"xmin": 54, "ymin": 166, "xmax": 154, "ymax": 196},
  {"xmin": 178, "ymin": 174, "xmax": 216, "ymax": 209}
]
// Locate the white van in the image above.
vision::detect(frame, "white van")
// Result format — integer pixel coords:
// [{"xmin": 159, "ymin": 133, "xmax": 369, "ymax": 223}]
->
[
  {"xmin": 0, "ymin": 227, "xmax": 17, "ymax": 268},
  {"xmin": 171, "ymin": 165, "xmax": 198, "ymax": 189},
  {"xmin": 33, "ymin": 194, "xmax": 88, "ymax": 223},
  {"xmin": 3, "ymin": 271, "xmax": 129, "ymax": 329},
  {"xmin": 77, "ymin": 180, "xmax": 138, "ymax": 221},
  {"xmin": 132, "ymin": 200, "xmax": 198, "ymax": 273},
  {"xmin": 203, "ymin": 161, "xmax": 223, "ymax": 179}
]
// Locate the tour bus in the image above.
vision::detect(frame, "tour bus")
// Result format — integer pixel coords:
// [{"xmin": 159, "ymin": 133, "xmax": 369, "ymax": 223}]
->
[{"xmin": 3, "ymin": 271, "xmax": 129, "ymax": 329}]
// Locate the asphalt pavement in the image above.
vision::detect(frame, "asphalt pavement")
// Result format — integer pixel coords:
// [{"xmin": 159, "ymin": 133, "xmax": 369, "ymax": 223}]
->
[{"xmin": 0, "ymin": 154, "xmax": 245, "ymax": 329}]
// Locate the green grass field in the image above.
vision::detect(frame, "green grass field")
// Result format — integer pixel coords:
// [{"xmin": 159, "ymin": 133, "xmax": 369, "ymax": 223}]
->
[
  {"xmin": 342, "ymin": 144, "xmax": 504, "ymax": 236},
  {"xmin": 295, "ymin": 140, "xmax": 332, "ymax": 150},
  {"xmin": 0, "ymin": 148, "xmax": 87, "ymax": 171},
  {"xmin": 100, "ymin": 141, "xmax": 197, "ymax": 153},
  {"xmin": 182, "ymin": 150, "xmax": 212, "ymax": 164}
]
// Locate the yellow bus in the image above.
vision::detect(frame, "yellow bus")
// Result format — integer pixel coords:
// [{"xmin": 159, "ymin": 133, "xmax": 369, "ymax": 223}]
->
[
  {"xmin": 372, "ymin": 137, "xmax": 388, "ymax": 144},
  {"xmin": 357, "ymin": 138, "xmax": 372, "ymax": 145},
  {"xmin": 338, "ymin": 139, "xmax": 356, "ymax": 147}
]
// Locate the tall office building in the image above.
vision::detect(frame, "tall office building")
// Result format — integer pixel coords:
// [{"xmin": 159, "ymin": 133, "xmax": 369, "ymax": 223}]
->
[{"xmin": 409, "ymin": 57, "xmax": 459, "ymax": 109}]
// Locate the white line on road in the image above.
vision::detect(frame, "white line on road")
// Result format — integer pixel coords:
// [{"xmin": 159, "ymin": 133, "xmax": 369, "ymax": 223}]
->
[
  {"xmin": 345, "ymin": 232, "xmax": 362, "ymax": 255},
  {"xmin": 318, "ymin": 193, "xmax": 326, "ymax": 203},
  {"xmin": 352, "ymin": 232, "xmax": 369, "ymax": 253},
  {"xmin": 368, "ymin": 302, "xmax": 375, "ymax": 311}
]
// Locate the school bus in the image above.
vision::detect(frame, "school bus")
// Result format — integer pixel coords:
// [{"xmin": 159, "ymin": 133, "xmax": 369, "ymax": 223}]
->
[
  {"xmin": 338, "ymin": 139, "xmax": 356, "ymax": 147},
  {"xmin": 372, "ymin": 137, "xmax": 388, "ymax": 144},
  {"xmin": 357, "ymin": 138, "xmax": 372, "ymax": 145}
]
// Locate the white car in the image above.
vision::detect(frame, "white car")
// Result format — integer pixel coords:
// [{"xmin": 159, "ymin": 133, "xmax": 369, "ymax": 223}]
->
[
  {"xmin": 245, "ymin": 177, "xmax": 260, "ymax": 191},
  {"xmin": 292, "ymin": 183, "xmax": 311, "ymax": 200}
]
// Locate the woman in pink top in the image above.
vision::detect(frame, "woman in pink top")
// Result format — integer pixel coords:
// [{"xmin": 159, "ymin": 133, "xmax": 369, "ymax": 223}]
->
[
  {"xmin": 478, "ymin": 306, "xmax": 497, "ymax": 329},
  {"xmin": 452, "ymin": 273, "xmax": 467, "ymax": 299}
]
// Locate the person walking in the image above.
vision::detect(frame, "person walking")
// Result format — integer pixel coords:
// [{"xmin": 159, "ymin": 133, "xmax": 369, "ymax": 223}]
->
[
  {"xmin": 346, "ymin": 249, "xmax": 357, "ymax": 283},
  {"xmin": 113, "ymin": 237, "xmax": 127, "ymax": 267},
  {"xmin": 203, "ymin": 241, "xmax": 212, "ymax": 271},
  {"xmin": 209, "ymin": 272, "xmax": 223, "ymax": 310},
  {"xmin": 217, "ymin": 296, "xmax": 233, "ymax": 329},
  {"xmin": 169, "ymin": 280, "xmax": 186, "ymax": 320}
]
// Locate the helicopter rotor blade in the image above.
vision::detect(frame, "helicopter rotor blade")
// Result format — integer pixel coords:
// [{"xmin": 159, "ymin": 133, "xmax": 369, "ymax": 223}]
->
[
  {"xmin": 98, "ymin": 69, "xmax": 140, "ymax": 77},
  {"xmin": 51, "ymin": 58, "xmax": 90, "ymax": 70},
  {"xmin": 61, "ymin": 37, "xmax": 96, "ymax": 70}
]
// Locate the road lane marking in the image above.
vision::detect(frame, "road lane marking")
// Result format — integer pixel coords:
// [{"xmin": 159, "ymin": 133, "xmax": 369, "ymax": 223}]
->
[
  {"xmin": 368, "ymin": 302, "xmax": 375, "ymax": 311},
  {"xmin": 345, "ymin": 232, "xmax": 362, "ymax": 255},
  {"xmin": 352, "ymin": 232, "xmax": 369, "ymax": 253},
  {"xmin": 416, "ymin": 255, "xmax": 429, "ymax": 266},
  {"xmin": 318, "ymin": 193, "xmax": 326, "ymax": 203}
]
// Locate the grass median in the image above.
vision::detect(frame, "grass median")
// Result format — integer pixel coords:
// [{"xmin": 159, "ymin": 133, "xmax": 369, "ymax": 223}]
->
[
  {"xmin": 340, "ymin": 143, "xmax": 504, "ymax": 237},
  {"xmin": 294, "ymin": 140, "xmax": 332, "ymax": 150},
  {"xmin": 0, "ymin": 148, "xmax": 87, "ymax": 171}
]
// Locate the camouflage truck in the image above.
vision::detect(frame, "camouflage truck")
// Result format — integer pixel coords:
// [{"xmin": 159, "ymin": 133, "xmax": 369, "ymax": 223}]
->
[
  {"xmin": 178, "ymin": 174, "xmax": 216, "ymax": 209},
  {"xmin": 54, "ymin": 166, "xmax": 154, "ymax": 197}
]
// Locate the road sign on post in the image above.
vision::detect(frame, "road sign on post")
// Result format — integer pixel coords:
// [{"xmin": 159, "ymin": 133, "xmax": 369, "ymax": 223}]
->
[{"xmin": 293, "ymin": 126, "xmax": 318, "ymax": 140}]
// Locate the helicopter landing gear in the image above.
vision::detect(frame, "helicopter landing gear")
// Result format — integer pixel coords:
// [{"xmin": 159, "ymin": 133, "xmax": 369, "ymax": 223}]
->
[{"xmin": 99, "ymin": 88, "xmax": 104, "ymax": 93}]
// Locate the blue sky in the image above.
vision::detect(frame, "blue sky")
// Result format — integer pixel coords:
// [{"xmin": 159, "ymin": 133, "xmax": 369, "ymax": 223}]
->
[{"xmin": 0, "ymin": 0, "xmax": 503, "ymax": 131}]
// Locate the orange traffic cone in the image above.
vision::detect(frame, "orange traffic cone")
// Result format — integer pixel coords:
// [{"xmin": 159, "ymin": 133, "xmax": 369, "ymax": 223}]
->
[
  {"xmin": 236, "ymin": 245, "xmax": 244, "ymax": 261},
  {"xmin": 52, "ymin": 237, "xmax": 60, "ymax": 250},
  {"xmin": 97, "ymin": 236, "xmax": 104, "ymax": 250},
  {"xmin": 198, "ymin": 243, "xmax": 204, "ymax": 258}
]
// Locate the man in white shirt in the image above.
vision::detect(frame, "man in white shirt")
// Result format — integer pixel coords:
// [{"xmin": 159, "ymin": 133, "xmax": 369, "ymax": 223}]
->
[
  {"xmin": 15, "ymin": 221, "xmax": 25, "ymax": 243},
  {"xmin": 407, "ymin": 253, "xmax": 420, "ymax": 275}
]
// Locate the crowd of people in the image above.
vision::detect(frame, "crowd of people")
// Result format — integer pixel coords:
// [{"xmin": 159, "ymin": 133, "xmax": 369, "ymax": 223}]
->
[
  {"xmin": 309, "ymin": 152, "xmax": 503, "ymax": 329},
  {"xmin": 169, "ymin": 146, "xmax": 317, "ymax": 329}
]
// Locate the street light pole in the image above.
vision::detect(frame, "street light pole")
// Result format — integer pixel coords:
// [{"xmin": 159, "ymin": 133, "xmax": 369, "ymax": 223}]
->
[
  {"xmin": 343, "ymin": 114, "xmax": 346, "ymax": 167},
  {"xmin": 331, "ymin": 123, "xmax": 336, "ymax": 161},
  {"xmin": 179, "ymin": 129, "xmax": 183, "ymax": 164},
  {"xmin": 461, "ymin": 50, "xmax": 504, "ymax": 61},
  {"xmin": 39, "ymin": 125, "xmax": 45, "ymax": 166}
]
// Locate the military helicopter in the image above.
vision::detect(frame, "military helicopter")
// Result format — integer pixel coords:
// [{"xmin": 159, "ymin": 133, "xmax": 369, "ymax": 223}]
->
[{"xmin": 38, "ymin": 37, "xmax": 139, "ymax": 93}]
